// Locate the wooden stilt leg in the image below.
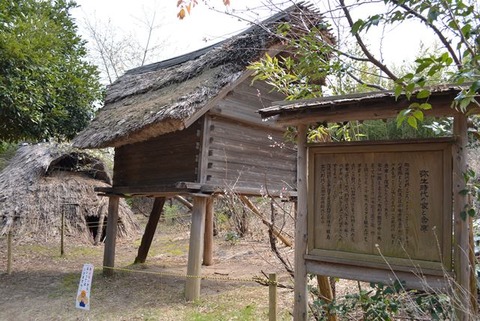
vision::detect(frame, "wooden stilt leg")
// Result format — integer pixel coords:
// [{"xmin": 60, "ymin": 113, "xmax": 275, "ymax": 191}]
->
[
  {"xmin": 103, "ymin": 196, "xmax": 119, "ymax": 277},
  {"xmin": 203, "ymin": 197, "xmax": 214, "ymax": 266},
  {"xmin": 134, "ymin": 197, "xmax": 166, "ymax": 264},
  {"xmin": 185, "ymin": 196, "xmax": 207, "ymax": 301}
]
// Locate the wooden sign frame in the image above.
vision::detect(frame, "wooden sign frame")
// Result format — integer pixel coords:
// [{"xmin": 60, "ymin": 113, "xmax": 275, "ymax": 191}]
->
[{"xmin": 306, "ymin": 139, "xmax": 453, "ymax": 285}]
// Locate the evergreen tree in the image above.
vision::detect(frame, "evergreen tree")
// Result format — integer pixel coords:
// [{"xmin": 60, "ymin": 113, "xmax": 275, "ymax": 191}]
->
[{"xmin": 0, "ymin": 0, "xmax": 103, "ymax": 142}]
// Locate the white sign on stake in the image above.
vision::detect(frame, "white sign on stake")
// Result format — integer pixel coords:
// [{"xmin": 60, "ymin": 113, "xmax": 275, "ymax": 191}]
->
[{"xmin": 76, "ymin": 263, "xmax": 94, "ymax": 310}]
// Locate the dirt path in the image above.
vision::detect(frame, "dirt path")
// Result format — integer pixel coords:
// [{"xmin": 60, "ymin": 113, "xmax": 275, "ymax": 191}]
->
[{"xmin": 0, "ymin": 223, "xmax": 298, "ymax": 320}]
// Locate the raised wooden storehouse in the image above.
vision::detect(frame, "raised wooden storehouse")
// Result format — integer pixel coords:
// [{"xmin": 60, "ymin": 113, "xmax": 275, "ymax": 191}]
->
[{"xmin": 73, "ymin": 4, "xmax": 333, "ymax": 300}]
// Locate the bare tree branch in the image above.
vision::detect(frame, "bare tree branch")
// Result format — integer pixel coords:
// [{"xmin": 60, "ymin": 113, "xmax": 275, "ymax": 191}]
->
[
  {"xmin": 268, "ymin": 200, "xmax": 294, "ymax": 277},
  {"xmin": 338, "ymin": 0, "xmax": 400, "ymax": 83},
  {"xmin": 346, "ymin": 71, "xmax": 388, "ymax": 91},
  {"xmin": 442, "ymin": 1, "xmax": 477, "ymax": 66},
  {"xmin": 389, "ymin": 0, "xmax": 462, "ymax": 68}
]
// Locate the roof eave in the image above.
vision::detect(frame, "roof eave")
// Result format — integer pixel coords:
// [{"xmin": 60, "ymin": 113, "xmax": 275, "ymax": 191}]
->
[{"xmin": 259, "ymin": 86, "xmax": 480, "ymax": 125}]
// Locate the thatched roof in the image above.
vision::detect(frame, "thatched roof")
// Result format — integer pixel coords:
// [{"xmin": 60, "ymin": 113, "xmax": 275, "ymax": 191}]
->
[
  {"xmin": 0, "ymin": 144, "xmax": 138, "ymax": 242},
  {"xmin": 73, "ymin": 3, "xmax": 333, "ymax": 149}
]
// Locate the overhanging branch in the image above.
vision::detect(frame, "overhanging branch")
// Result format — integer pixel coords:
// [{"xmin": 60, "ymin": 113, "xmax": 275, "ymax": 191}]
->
[{"xmin": 339, "ymin": 0, "xmax": 400, "ymax": 83}]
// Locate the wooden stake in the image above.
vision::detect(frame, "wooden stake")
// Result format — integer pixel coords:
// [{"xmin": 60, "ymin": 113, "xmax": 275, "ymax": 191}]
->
[
  {"xmin": 185, "ymin": 196, "xmax": 207, "ymax": 301},
  {"xmin": 95, "ymin": 202, "xmax": 107, "ymax": 245},
  {"xmin": 239, "ymin": 195, "xmax": 292, "ymax": 247},
  {"xmin": 203, "ymin": 197, "xmax": 214, "ymax": 266},
  {"xmin": 103, "ymin": 196, "xmax": 119, "ymax": 277},
  {"xmin": 7, "ymin": 231, "xmax": 12, "ymax": 275},
  {"xmin": 60, "ymin": 208, "xmax": 65, "ymax": 257},
  {"xmin": 269, "ymin": 273, "xmax": 277, "ymax": 321},
  {"xmin": 294, "ymin": 124, "xmax": 308, "ymax": 321},
  {"xmin": 453, "ymin": 114, "xmax": 471, "ymax": 321},
  {"xmin": 317, "ymin": 275, "xmax": 337, "ymax": 321},
  {"xmin": 134, "ymin": 197, "xmax": 166, "ymax": 264}
]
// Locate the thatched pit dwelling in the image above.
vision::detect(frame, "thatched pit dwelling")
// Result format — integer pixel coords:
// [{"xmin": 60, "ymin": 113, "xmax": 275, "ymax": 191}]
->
[
  {"xmin": 73, "ymin": 4, "xmax": 333, "ymax": 300},
  {"xmin": 0, "ymin": 144, "xmax": 138, "ymax": 244}
]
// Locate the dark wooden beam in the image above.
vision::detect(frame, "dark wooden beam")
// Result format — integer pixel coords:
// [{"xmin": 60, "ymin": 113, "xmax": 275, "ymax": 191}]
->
[
  {"xmin": 134, "ymin": 197, "xmax": 166, "ymax": 264},
  {"xmin": 94, "ymin": 185, "xmax": 192, "ymax": 197}
]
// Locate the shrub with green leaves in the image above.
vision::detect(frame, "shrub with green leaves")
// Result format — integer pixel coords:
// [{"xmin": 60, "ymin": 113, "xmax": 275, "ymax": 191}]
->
[{"xmin": 312, "ymin": 281, "xmax": 454, "ymax": 321}]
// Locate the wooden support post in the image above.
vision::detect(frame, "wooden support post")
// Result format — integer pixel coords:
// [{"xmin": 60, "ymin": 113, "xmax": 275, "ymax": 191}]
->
[
  {"xmin": 269, "ymin": 273, "xmax": 277, "ymax": 321},
  {"xmin": 317, "ymin": 275, "xmax": 337, "ymax": 321},
  {"xmin": 203, "ymin": 197, "xmax": 214, "ymax": 266},
  {"xmin": 239, "ymin": 195, "xmax": 292, "ymax": 247},
  {"xmin": 60, "ymin": 208, "xmax": 65, "ymax": 256},
  {"xmin": 103, "ymin": 196, "xmax": 119, "ymax": 277},
  {"xmin": 134, "ymin": 197, "xmax": 166, "ymax": 264},
  {"xmin": 453, "ymin": 114, "xmax": 471, "ymax": 321},
  {"xmin": 294, "ymin": 124, "xmax": 308, "ymax": 321},
  {"xmin": 185, "ymin": 196, "xmax": 207, "ymax": 301},
  {"xmin": 7, "ymin": 231, "xmax": 12, "ymax": 275}
]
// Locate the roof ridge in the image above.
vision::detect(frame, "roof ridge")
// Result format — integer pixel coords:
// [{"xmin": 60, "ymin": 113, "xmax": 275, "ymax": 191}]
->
[{"xmin": 123, "ymin": 2, "xmax": 317, "ymax": 76}]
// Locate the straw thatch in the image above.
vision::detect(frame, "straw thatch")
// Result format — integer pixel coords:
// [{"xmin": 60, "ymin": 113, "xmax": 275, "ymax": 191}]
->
[
  {"xmin": 0, "ymin": 144, "xmax": 138, "ymax": 243},
  {"xmin": 73, "ymin": 3, "xmax": 334, "ymax": 149}
]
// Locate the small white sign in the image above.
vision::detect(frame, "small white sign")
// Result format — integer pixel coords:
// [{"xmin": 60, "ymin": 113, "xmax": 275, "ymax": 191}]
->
[{"xmin": 76, "ymin": 263, "xmax": 94, "ymax": 310}]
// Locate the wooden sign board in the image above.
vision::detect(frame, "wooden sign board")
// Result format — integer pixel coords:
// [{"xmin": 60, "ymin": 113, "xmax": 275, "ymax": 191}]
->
[{"xmin": 307, "ymin": 140, "xmax": 452, "ymax": 276}]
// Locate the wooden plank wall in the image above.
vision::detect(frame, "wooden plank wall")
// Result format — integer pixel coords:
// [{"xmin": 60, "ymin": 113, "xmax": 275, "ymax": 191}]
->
[
  {"xmin": 211, "ymin": 79, "xmax": 285, "ymax": 128},
  {"xmin": 202, "ymin": 78, "xmax": 296, "ymax": 192},
  {"xmin": 113, "ymin": 121, "xmax": 202, "ymax": 188},
  {"xmin": 204, "ymin": 116, "xmax": 296, "ymax": 190}
]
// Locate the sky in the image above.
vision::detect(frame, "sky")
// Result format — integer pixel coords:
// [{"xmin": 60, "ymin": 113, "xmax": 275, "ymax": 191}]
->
[
  {"xmin": 71, "ymin": 0, "xmax": 437, "ymax": 82},
  {"xmin": 72, "ymin": 0, "xmax": 279, "ymax": 62}
]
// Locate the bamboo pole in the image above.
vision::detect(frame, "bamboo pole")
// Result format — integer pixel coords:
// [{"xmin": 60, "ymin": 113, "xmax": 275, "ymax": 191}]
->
[
  {"xmin": 269, "ymin": 273, "xmax": 277, "ymax": 321},
  {"xmin": 453, "ymin": 114, "xmax": 471, "ymax": 321},
  {"xmin": 7, "ymin": 231, "xmax": 12, "ymax": 275},
  {"xmin": 239, "ymin": 195, "xmax": 292, "ymax": 247},
  {"xmin": 294, "ymin": 124, "xmax": 308, "ymax": 320}
]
